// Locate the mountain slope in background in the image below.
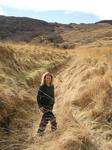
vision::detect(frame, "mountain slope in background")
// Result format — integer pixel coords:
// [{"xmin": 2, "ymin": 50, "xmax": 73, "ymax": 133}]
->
[
  {"xmin": 0, "ymin": 15, "xmax": 112, "ymax": 48},
  {"xmin": 0, "ymin": 15, "xmax": 63, "ymax": 45}
]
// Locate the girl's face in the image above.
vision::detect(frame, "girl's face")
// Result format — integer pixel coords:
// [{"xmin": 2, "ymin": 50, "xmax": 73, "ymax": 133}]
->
[{"xmin": 45, "ymin": 75, "xmax": 52, "ymax": 85}]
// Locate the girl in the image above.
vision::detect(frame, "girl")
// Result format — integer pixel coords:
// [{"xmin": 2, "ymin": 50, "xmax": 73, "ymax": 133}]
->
[{"xmin": 37, "ymin": 72, "xmax": 57, "ymax": 136}]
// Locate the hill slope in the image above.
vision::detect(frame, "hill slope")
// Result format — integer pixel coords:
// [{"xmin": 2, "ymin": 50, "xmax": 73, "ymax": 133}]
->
[
  {"xmin": 0, "ymin": 15, "xmax": 63, "ymax": 45},
  {"xmin": 0, "ymin": 16, "xmax": 112, "ymax": 150},
  {"xmin": 27, "ymin": 47, "xmax": 112, "ymax": 150},
  {"xmin": 0, "ymin": 42, "xmax": 71, "ymax": 150},
  {"xmin": 0, "ymin": 15, "xmax": 112, "ymax": 48}
]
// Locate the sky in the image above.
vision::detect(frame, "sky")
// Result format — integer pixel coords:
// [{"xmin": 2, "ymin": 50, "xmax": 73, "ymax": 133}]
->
[{"xmin": 0, "ymin": 0, "xmax": 112, "ymax": 24}]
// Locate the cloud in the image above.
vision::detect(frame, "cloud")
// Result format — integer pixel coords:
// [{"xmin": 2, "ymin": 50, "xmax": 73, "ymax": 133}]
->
[
  {"xmin": 0, "ymin": 6, "xmax": 5, "ymax": 15},
  {"xmin": 0, "ymin": 0, "xmax": 112, "ymax": 19}
]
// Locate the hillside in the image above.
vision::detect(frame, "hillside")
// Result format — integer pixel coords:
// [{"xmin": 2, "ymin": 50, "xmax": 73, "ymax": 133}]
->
[
  {"xmin": 1, "ymin": 44, "xmax": 112, "ymax": 150},
  {"xmin": 0, "ymin": 16, "xmax": 112, "ymax": 150},
  {"xmin": 0, "ymin": 16, "xmax": 112, "ymax": 48},
  {"xmin": 28, "ymin": 47, "xmax": 112, "ymax": 150},
  {"xmin": 57, "ymin": 23, "xmax": 112, "ymax": 48},
  {"xmin": 0, "ymin": 42, "xmax": 71, "ymax": 150},
  {"xmin": 96, "ymin": 20, "xmax": 112, "ymax": 25},
  {"xmin": 0, "ymin": 15, "xmax": 63, "ymax": 46}
]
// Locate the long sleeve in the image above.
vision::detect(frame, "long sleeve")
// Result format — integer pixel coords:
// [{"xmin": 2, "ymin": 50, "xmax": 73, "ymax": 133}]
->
[
  {"xmin": 51, "ymin": 85, "xmax": 55, "ymax": 107},
  {"xmin": 37, "ymin": 86, "xmax": 43, "ymax": 108}
]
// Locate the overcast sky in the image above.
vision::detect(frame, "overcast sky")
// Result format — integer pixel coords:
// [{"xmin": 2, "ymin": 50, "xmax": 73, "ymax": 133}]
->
[{"xmin": 0, "ymin": 0, "xmax": 112, "ymax": 23}]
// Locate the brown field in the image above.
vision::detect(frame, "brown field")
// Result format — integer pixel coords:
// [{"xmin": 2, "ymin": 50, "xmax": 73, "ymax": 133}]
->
[
  {"xmin": 0, "ymin": 17, "xmax": 112, "ymax": 150},
  {"xmin": 0, "ymin": 42, "xmax": 71, "ymax": 150}
]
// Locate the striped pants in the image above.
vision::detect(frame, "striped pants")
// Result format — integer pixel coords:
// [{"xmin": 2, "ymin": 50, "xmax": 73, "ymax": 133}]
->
[{"xmin": 37, "ymin": 110, "xmax": 57, "ymax": 133}]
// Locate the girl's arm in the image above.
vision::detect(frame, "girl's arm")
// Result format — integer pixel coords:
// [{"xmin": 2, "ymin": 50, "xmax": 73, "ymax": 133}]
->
[{"xmin": 37, "ymin": 86, "xmax": 44, "ymax": 108}]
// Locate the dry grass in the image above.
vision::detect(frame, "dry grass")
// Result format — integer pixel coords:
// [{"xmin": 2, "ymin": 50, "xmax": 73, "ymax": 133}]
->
[
  {"xmin": 1, "ymin": 41, "xmax": 112, "ymax": 150},
  {"xmin": 43, "ymin": 47, "xmax": 112, "ymax": 150},
  {"xmin": 58, "ymin": 23, "xmax": 112, "ymax": 48},
  {"xmin": 69, "ymin": 47, "xmax": 112, "ymax": 150},
  {"xmin": 0, "ymin": 42, "xmax": 71, "ymax": 149}
]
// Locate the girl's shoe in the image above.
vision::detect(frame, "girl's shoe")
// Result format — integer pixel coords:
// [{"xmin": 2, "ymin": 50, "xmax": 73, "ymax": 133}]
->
[
  {"xmin": 51, "ymin": 128, "xmax": 57, "ymax": 132},
  {"xmin": 37, "ymin": 131, "xmax": 44, "ymax": 136}
]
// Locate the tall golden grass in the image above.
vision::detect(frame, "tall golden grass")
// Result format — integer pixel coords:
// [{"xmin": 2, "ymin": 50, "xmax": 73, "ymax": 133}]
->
[
  {"xmin": 1, "ymin": 42, "xmax": 112, "ymax": 150},
  {"xmin": 0, "ymin": 42, "xmax": 71, "ymax": 149},
  {"xmin": 40, "ymin": 47, "xmax": 112, "ymax": 150},
  {"xmin": 56, "ymin": 47, "xmax": 112, "ymax": 150}
]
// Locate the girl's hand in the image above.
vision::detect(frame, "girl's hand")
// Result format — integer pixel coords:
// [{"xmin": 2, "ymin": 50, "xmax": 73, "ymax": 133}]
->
[{"xmin": 40, "ymin": 107, "xmax": 45, "ymax": 112}]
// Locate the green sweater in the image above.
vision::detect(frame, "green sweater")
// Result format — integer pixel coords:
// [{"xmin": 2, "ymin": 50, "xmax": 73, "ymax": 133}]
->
[{"xmin": 37, "ymin": 84, "xmax": 55, "ymax": 110}]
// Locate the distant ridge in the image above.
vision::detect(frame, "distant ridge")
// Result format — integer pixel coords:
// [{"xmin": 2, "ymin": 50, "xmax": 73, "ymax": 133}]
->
[
  {"xmin": 0, "ymin": 15, "xmax": 56, "ymax": 42},
  {"xmin": 96, "ymin": 20, "xmax": 112, "ymax": 25},
  {"xmin": 0, "ymin": 15, "xmax": 112, "ymax": 48}
]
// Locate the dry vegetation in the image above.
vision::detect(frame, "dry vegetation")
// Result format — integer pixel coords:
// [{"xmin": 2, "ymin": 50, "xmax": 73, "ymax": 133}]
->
[
  {"xmin": 1, "ymin": 16, "xmax": 112, "ymax": 50},
  {"xmin": 24, "ymin": 46, "xmax": 112, "ymax": 150},
  {"xmin": 1, "ymin": 44, "xmax": 112, "ymax": 150},
  {"xmin": 0, "ymin": 42, "xmax": 71, "ymax": 150},
  {"xmin": 0, "ymin": 16, "xmax": 112, "ymax": 150},
  {"xmin": 57, "ymin": 23, "xmax": 112, "ymax": 48},
  {"xmin": 53, "ymin": 47, "xmax": 112, "ymax": 150}
]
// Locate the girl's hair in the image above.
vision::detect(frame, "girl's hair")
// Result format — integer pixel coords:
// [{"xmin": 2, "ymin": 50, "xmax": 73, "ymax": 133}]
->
[{"xmin": 40, "ymin": 71, "xmax": 54, "ymax": 86}]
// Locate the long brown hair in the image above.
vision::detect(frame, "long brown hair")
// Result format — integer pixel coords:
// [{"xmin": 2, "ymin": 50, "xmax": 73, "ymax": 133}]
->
[{"xmin": 40, "ymin": 71, "xmax": 54, "ymax": 86}]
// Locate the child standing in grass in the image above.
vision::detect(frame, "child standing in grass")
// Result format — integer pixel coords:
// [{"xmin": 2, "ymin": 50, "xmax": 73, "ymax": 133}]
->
[{"xmin": 37, "ymin": 72, "xmax": 57, "ymax": 136}]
